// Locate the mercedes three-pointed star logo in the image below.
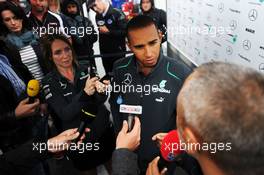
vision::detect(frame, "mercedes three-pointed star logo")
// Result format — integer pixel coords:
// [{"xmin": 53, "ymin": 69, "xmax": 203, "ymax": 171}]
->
[
  {"xmin": 248, "ymin": 9, "xmax": 258, "ymax": 21},
  {"xmin": 122, "ymin": 73, "xmax": 132, "ymax": 85},
  {"xmin": 243, "ymin": 40, "xmax": 252, "ymax": 51}
]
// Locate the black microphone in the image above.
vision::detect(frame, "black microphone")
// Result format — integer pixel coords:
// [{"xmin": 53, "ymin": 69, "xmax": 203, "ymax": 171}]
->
[
  {"xmin": 119, "ymin": 104, "xmax": 142, "ymax": 132},
  {"xmin": 74, "ymin": 108, "xmax": 97, "ymax": 142},
  {"xmin": 74, "ymin": 65, "xmax": 98, "ymax": 142}
]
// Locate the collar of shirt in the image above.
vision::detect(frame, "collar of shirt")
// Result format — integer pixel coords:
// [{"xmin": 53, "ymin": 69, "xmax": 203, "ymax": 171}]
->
[
  {"xmin": 102, "ymin": 3, "xmax": 110, "ymax": 17},
  {"xmin": 135, "ymin": 51, "xmax": 164, "ymax": 76},
  {"xmin": 53, "ymin": 67, "xmax": 75, "ymax": 82},
  {"xmin": 53, "ymin": 65, "xmax": 89, "ymax": 84}
]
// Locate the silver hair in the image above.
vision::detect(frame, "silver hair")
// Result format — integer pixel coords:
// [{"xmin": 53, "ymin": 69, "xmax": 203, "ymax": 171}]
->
[{"xmin": 179, "ymin": 62, "xmax": 264, "ymax": 175}]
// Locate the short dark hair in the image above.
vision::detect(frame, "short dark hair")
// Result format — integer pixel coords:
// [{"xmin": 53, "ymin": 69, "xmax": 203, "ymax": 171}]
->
[
  {"xmin": 140, "ymin": 0, "xmax": 155, "ymax": 12},
  {"xmin": 179, "ymin": 62, "xmax": 264, "ymax": 175},
  {"xmin": 126, "ymin": 15, "xmax": 158, "ymax": 40},
  {"xmin": 0, "ymin": 1, "xmax": 31, "ymax": 35},
  {"xmin": 41, "ymin": 34, "xmax": 78, "ymax": 71}
]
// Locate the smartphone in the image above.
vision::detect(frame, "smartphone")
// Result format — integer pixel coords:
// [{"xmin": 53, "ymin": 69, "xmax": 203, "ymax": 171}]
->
[{"xmin": 99, "ymin": 74, "xmax": 113, "ymax": 83}]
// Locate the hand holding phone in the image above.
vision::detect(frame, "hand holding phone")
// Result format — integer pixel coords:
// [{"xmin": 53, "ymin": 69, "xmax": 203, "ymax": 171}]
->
[{"xmin": 99, "ymin": 74, "xmax": 113, "ymax": 83}]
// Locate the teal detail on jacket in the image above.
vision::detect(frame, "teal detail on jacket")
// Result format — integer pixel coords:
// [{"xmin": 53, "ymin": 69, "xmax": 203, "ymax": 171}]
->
[
  {"xmin": 167, "ymin": 62, "xmax": 181, "ymax": 81},
  {"xmin": 116, "ymin": 58, "xmax": 133, "ymax": 70}
]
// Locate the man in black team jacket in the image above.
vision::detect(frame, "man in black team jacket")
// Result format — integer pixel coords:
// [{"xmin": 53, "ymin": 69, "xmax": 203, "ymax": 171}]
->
[
  {"xmin": 88, "ymin": 0, "xmax": 127, "ymax": 74},
  {"xmin": 109, "ymin": 15, "xmax": 192, "ymax": 174}
]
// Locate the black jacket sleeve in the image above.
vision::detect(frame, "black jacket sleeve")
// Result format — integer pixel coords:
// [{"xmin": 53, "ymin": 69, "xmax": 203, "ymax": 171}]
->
[
  {"xmin": 0, "ymin": 111, "xmax": 16, "ymax": 128},
  {"xmin": 0, "ymin": 76, "xmax": 17, "ymax": 128},
  {"xmin": 43, "ymin": 85, "xmax": 95, "ymax": 122},
  {"xmin": 108, "ymin": 9, "xmax": 127, "ymax": 38},
  {"xmin": 42, "ymin": 75, "xmax": 107, "ymax": 123}
]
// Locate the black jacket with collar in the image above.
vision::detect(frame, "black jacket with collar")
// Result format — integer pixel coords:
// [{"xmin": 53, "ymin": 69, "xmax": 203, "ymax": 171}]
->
[
  {"xmin": 95, "ymin": 5, "xmax": 127, "ymax": 54},
  {"xmin": 42, "ymin": 66, "xmax": 115, "ymax": 169},
  {"xmin": 110, "ymin": 53, "xmax": 192, "ymax": 172},
  {"xmin": 42, "ymin": 66, "xmax": 110, "ymax": 136},
  {"xmin": 28, "ymin": 11, "xmax": 69, "ymax": 38}
]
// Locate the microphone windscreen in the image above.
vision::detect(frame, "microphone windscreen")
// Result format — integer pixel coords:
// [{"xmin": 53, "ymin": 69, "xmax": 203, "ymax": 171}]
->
[
  {"xmin": 27, "ymin": 79, "xmax": 40, "ymax": 97},
  {"xmin": 160, "ymin": 130, "xmax": 183, "ymax": 162}
]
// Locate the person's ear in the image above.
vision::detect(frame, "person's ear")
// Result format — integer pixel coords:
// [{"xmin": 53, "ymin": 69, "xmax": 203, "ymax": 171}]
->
[
  {"xmin": 158, "ymin": 30, "xmax": 163, "ymax": 42},
  {"xmin": 126, "ymin": 39, "xmax": 132, "ymax": 51},
  {"xmin": 181, "ymin": 127, "xmax": 200, "ymax": 155}
]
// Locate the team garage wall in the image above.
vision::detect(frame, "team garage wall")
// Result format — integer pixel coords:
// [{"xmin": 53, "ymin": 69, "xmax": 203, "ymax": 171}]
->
[{"xmin": 167, "ymin": 0, "xmax": 264, "ymax": 72}]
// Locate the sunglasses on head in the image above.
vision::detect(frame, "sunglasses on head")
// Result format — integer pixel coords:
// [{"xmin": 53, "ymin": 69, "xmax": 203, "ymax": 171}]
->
[
  {"xmin": 90, "ymin": 2, "xmax": 96, "ymax": 7},
  {"xmin": 87, "ymin": 0, "xmax": 96, "ymax": 8}
]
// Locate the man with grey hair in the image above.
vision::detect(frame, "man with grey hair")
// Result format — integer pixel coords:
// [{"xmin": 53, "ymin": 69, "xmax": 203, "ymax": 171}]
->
[
  {"xmin": 146, "ymin": 62, "xmax": 264, "ymax": 175},
  {"xmin": 113, "ymin": 62, "xmax": 264, "ymax": 175}
]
